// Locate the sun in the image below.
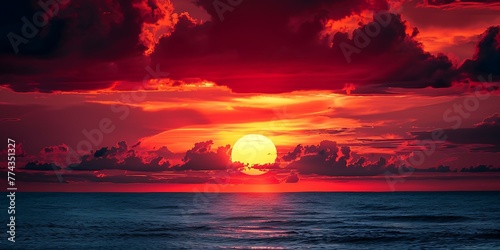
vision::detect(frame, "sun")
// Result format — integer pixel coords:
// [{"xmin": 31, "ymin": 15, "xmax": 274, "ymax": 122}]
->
[{"xmin": 231, "ymin": 134, "xmax": 277, "ymax": 175}]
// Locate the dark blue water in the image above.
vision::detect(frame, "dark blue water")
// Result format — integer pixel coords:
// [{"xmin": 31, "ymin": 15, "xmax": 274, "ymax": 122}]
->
[{"xmin": 2, "ymin": 192, "xmax": 500, "ymax": 249}]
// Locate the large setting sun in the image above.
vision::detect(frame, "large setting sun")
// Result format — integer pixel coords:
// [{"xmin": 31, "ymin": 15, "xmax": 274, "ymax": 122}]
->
[{"xmin": 231, "ymin": 134, "xmax": 277, "ymax": 175}]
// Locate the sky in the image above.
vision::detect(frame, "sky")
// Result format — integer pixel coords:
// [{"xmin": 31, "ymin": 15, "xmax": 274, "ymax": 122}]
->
[{"xmin": 0, "ymin": 0, "xmax": 499, "ymax": 192}]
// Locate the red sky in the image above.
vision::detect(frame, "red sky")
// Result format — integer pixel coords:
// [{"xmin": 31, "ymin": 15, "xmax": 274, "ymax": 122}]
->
[{"xmin": 0, "ymin": 0, "xmax": 499, "ymax": 192}]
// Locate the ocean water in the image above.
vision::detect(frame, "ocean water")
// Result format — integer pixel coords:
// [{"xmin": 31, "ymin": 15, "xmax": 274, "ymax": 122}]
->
[{"xmin": 3, "ymin": 192, "xmax": 500, "ymax": 249}]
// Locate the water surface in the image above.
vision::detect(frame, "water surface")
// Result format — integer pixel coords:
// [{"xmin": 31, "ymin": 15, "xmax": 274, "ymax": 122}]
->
[{"xmin": 4, "ymin": 192, "xmax": 500, "ymax": 249}]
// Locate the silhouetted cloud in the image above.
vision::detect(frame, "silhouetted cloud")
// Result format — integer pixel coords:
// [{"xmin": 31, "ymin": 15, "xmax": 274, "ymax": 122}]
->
[
  {"xmin": 173, "ymin": 140, "xmax": 233, "ymax": 171},
  {"xmin": 281, "ymin": 140, "xmax": 476, "ymax": 176},
  {"xmin": 284, "ymin": 140, "xmax": 403, "ymax": 176},
  {"xmin": 68, "ymin": 141, "xmax": 171, "ymax": 171},
  {"xmin": 412, "ymin": 113, "xmax": 500, "ymax": 152},
  {"xmin": 152, "ymin": 8, "xmax": 460, "ymax": 93},
  {"xmin": 0, "ymin": 0, "xmax": 496, "ymax": 94},
  {"xmin": 414, "ymin": 165, "xmax": 453, "ymax": 173},
  {"xmin": 460, "ymin": 26, "xmax": 500, "ymax": 80},
  {"xmin": 461, "ymin": 164, "xmax": 500, "ymax": 172},
  {"xmin": 0, "ymin": 0, "xmax": 170, "ymax": 92},
  {"xmin": 8, "ymin": 137, "xmax": 500, "ymax": 186},
  {"xmin": 24, "ymin": 161, "xmax": 61, "ymax": 171}
]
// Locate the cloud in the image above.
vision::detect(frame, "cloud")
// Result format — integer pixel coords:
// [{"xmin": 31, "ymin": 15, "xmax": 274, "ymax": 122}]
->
[
  {"xmin": 284, "ymin": 140, "xmax": 395, "ymax": 176},
  {"xmin": 93, "ymin": 141, "xmax": 128, "ymax": 158},
  {"xmin": 68, "ymin": 141, "xmax": 171, "ymax": 171},
  {"xmin": 0, "ymin": 0, "xmax": 172, "ymax": 92},
  {"xmin": 460, "ymin": 26, "xmax": 500, "ymax": 80},
  {"xmin": 173, "ymin": 140, "xmax": 234, "ymax": 171},
  {"xmin": 414, "ymin": 165, "xmax": 453, "ymax": 173},
  {"xmin": 281, "ymin": 140, "xmax": 473, "ymax": 176},
  {"xmin": 281, "ymin": 144, "xmax": 304, "ymax": 162},
  {"xmin": 426, "ymin": 0, "xmax": 457, "ymax": 6},
  {"xmin": 24, "ymin": 161, "xmax": 61, "ymax": 171},
  {"xmin": 0, "ymin": 0, "xmax": 495, "ymax": 94},
  {"xmin": 411, "ymin": 113, "xmax": 500, "ymax": 152},
  {"xmin": 423, "ymin": 0, "xmax": 500, "ymax": 8},
  {"xmin": 149, "ymin": 1, "xmax": 463, "ymax": 94},
  {"xmin": 476, "ymin": 113, "xmax": 500, "ymax": 127},
  {"xmin": 461, "ymin": 164, "xmax": 500, "ymax": 172},
  {"xmin": 10, "ymin": 138, "xmax": 500, "ymax": 186}
]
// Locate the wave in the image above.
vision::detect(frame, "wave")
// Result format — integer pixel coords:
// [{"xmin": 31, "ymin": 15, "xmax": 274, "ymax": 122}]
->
[
  {"xmin": 369, "ymin": 215, "xmax": 470, "ymax": 223},
  {"xmin": 475, "ymin": 230, "xmax": 500, "ymax": 240},
  {"xmin": 116, "ymin": 232, "xmax": 178, "ymax": 238},
  {"xmin": 356, "ymin": 204, "xmax": 402, "ymax": 211},
  {"xmin": 131, "ymin": 225, "xmax": 212, "ymax": 233},
  {"xmin": 261, "ymin": 219, "xmax": 341, "ymax": 227},
  {"xmin": 222, "ymin": 216, "xmax": 268, "ymax": 221},
  {"xmin": 148, "ymin": 205, "xmax": 181, "ymax": 209},
  {"xmin": 303, "ymin": 234, "xmax": 414, "ymax": 244},
  {"xmin": 182, "ymin": 211, "xmax": 212, "ymax": 216},
  {"xmin": 292, "ymin": 211, "xmax": 325, "ymax": 216}
]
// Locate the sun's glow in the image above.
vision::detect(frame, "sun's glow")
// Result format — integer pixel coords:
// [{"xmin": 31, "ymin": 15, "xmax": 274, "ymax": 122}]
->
[{"xmin": 231, "ymin": 134, "xmax": 277, "ymax": 175}]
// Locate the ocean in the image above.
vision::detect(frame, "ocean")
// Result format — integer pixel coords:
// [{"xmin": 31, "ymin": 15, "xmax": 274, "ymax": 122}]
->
[{"xmin": 3, "ymin": 192, "xmax": 500, "ymax": 249}]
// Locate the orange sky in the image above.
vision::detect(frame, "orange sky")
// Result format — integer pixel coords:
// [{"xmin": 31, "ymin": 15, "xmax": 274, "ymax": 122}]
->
[{"xmin": 0, "ymin": 0, "xmax": 499, "ymax": 192}]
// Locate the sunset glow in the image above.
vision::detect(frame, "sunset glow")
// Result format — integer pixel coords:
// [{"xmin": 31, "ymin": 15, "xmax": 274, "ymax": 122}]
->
[{"xmin": 0, "ymin": 0, "xmax": 498, "ymax": 192}]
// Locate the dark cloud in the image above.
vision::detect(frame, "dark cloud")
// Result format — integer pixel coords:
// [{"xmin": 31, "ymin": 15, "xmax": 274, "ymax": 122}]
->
[
  {"xmin": 461, "ymin": 164, "xmax": 500, "ymax": 172},
  {"xmin": 426, "ymin": 0, "xmax": 500, "ymax": 7},
  {"xmin": 426, "ymin": 0, "xmax": 456, "ymax": 5},
  {"xmin": 332, "ymin": 13, "xmax": 457, "ymax": 89},
  {"xmin": 93, "ymin": 141, "xmax": 128, "ymax": 158},
  {"xmin": 411, "ymin": 113, "xmax": 500, "ymax": 152},
  {"xmin": 68, "ymin": 141, "xmax": 171, "ymax": 171},
  {"xmin": 173, "ymin": 140, "xmax": 234, "ymax": 171},
  {"xmin": 0, "ymin": 0, "xmax": 161, "ymax": 92},
  {"xmin": 0, "ymin": 0, "xmax": 494, "ymax": 94},
  {"xmin": 281, "ymin": 140, "xmax": 475, "ymax": 176},
  {"xmin": 284, "ymin": 140, "xmax": 399, "ymax": 176},
  {"xmin": 43, "ymin": 145, "xmax": 68, "ymax": 153},
  {"xmin": 10, "ymin": 138, "xmax": 500, "ymax": 185},
  {"xmin": 460, "ymin": 26, "xmax": 500, "ymax": 80},
  {"xmin": 24, "ymin": 161, "xmax": 61, "ymax": 171},
  {"xmin": 151, "ymin": 5, "xmax": 460, "ymax": 93},
  {"xmin": 476, "ymin": 113, "xmax": 500, "ymax": 127},
  {"xmin": 282, "ymin": 144, "xmax": 304, "ymax": 162},
  {"xmin": 414, "ymin": 165, "xmax": 453, "ymax": 173}
]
